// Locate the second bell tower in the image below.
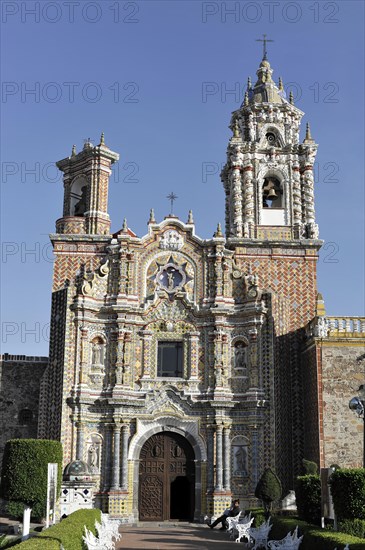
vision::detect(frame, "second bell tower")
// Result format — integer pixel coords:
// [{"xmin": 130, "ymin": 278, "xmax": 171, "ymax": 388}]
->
[{"xmin": 221, "ymin": 56, "xmax": 319, "ymax": 242}]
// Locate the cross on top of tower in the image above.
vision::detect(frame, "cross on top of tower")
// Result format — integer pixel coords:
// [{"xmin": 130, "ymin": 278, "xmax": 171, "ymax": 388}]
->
[
  {"xmin": 166, "ymin": 192, "xmax": 178, "ymax": 216},
  {"xmin": 256, "ymin": 34, "xmax": 274, "ymax": 60}
]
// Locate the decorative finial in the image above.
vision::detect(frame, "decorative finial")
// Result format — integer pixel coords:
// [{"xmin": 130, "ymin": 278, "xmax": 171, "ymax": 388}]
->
[
  {"xmin": 289, "ymin": 91, "xmax": 294, "ymax": 105},
  {"xmin": 244, "ymin": 91, "xmax": 249, "ymax": 106},
  {"xmin": 166, "ymin": 192, "xmax": 178, "ymax": 216},
  {"xmin": 187, "ymin": 210, "xmax": 194, "ymax": 224},
  {"xmin": 233, "ymin": 119, "xmax": 240, "ymax": 138},
  {"xmin": 122, "ymin": 218, "xmax": 128, "ymax": 232},
  {"xmin": 100, "ymin": 132, "xmax": 105, "ymax": 145},
  {"xmin": 278, "ymin": 77, "xmax": 283, "ymax": 91},
  {"xmin": 149, "ymin": 208, "xmax": 156, "ymax": 223},
  {"xmin": 247, "ymin": 76, "xmax": 252, "ymax": 90},
  {"xmin": 214, "ymin": 223, "xmax": 223, "ymax": 238},
  {"xmin": 256, "ymin": 34, "xmax": 274, "ymax": 60},
  {"xmin": 71, "ymin": 144, "xmax": 77, "ymax": 157},
  {"xmin": 305, "ymin": 122, "xmax": 312, "ymax": 140}
]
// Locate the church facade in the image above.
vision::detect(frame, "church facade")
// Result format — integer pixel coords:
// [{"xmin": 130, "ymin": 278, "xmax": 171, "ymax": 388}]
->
[{"xmin": 35, "ymin": 55, "xmax": 365, "ymax": 521}]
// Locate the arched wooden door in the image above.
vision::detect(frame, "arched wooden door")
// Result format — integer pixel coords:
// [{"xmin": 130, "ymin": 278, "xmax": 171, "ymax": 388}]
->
[{"xmin": 139, "ymin": 432, "xmax": 195, "ymax": 521}]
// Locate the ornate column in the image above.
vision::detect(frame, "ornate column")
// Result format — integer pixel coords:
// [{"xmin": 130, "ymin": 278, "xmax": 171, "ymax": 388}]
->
[
  {"xmin": 301, "ymin": 140, "xmax": 318, "ymax": 238},
  {"xmin": 111, "ymin": 423, "xmax": 121, "ymax": 490},
  {"xmin": 120, "ymin": 422, "xmax": 130, "ymax": 490},
  {"xmin": 118, "ymin": 247, "xmax": 128, "ymax": 295},
  {"xmin": 189, "ymin": 331, "xmax": 200, "ymax": 380},
  {"xmin": 215, "ymin": 423, "xmax": 223, "ymax": 492},
  {"xmin": 78, "ymin": 327, "xmax": 88, "ymax": 385},
  {"xmin": 75, "ymin": 421, "xmax": 84, "ymax": 461},
  {"xmin": 206, "ymin": 425, "xmax": 215, "ymax": 492},
  {"xmin": 230, "ymin": 167, "xmax": 243, "ymax": 238},
  {"xmin": 141, "ymin": 330, "xmax": 153, "ymax": 378},
  {"xmin": 102, "ymin": 424, "xmax": 112, "ymax": 491},
  {"xmin": 114, "ymin": 329, "xmax": 124, "ymax": 385},
  {"xmin": 223, "ymin": 424, "xmax": 231, "ymax": 492},
  {"xmin": 292, "ymin": 160, "xmax": 302, "ymax": 238},
  {"xmin": 243, "ymin": 165, "xmax": 254, "ymax": 238},
  {"xmin": 248, "ymin": 328, "xmax": 259, "ymax": 389},
  {"xmin": 123, "ymin": 330, "xmax": 132, "ymax": 386}
]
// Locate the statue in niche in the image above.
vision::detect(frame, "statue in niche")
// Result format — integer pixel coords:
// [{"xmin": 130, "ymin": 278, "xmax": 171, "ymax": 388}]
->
[
  {"xmin": 88, "ymin": 443, "xmax": 99, "ymax": 473},
  {"xmin": 234, "ymin": 343, "xmax": 247, "ymax": 370},
  {"xmin": 91, "ymin": 340, "xmax": 104, "ymax": 367},
  {"xmin": 234, "ymin": 446, "xmax": 248, "ymax": 475},
  {"xmin": 74, "ymin": 186, "xmax": 87, "ymax": 216}
]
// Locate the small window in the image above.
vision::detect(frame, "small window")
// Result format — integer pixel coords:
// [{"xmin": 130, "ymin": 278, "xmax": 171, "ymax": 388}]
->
[
  {"xmin": 19, "ymin": 409, "xmax": 33, "ymax": 425},
  {"xmin": 157, "ymin": 341, "xmax": 183, "ymax": 377}
]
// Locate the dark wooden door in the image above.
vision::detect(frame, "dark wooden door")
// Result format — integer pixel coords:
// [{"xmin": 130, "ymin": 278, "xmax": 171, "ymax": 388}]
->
[{"xmin": 139, "ymin": 432, "xmax": 195, "ymax": 521}]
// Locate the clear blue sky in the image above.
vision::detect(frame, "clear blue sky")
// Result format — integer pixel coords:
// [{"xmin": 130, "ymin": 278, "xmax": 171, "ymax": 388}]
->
[{"xmin": 1, "ymin": 0, "xmax": 364, "ymax": 355}]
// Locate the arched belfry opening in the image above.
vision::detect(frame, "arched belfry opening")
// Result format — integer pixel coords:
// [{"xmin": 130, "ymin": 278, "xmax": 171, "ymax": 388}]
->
[
  {"xmin": 70, "ymin": 176, "xmax": 88, "ymax": 216},
  {"xmin": 138, "ymin": 432, "xmax": 195, "ymax": 521},
  {"xmin": 262, "ymin": 177, "xmax": 282, "ymax": 208}
]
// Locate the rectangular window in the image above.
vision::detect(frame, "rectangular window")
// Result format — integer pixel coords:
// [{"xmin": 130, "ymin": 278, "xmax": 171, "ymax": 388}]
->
[{"xmin": 157, "ymin": 341, "xmax": 183, "ymax": 378}]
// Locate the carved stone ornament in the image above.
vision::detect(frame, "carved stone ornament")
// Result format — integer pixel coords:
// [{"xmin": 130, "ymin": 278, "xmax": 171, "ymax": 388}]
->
[
  {"xmin": 154, "ymin": 257, "xmax": 192, "ymax": 296},
  {"xmin": 159, "ymin": 230, "xmax": 183, "ymax": 251}
]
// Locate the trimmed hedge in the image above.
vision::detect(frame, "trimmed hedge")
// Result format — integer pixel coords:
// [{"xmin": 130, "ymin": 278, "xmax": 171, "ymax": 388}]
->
[
  {"xmin": 295, "ymin": 474, "xmax": 321, "ymax": 525},
  {"xmin": 330, "ymin": 469, "xmax": 365, "ymax": 520},
  {"xmin": 15, "ymin": 508, "xmax": 102, "ymax": 549},
  {"xmin": 245, "ymin": 507, "xmax": 266, "ymax": 527},
  {"xmin": 270, "ymin": 516, "xmax": 365, "ymax": 550},
  {"xmin": 338, "ymin": 519, "xmax": 365, "ymax": 539},
  {"xmin": 0, "ymin": 439, "xmax": 63, "ymax": 521}
]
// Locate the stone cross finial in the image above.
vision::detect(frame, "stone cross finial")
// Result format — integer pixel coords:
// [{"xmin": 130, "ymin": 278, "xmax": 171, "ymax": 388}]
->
[
  {"xmin": 166, "ymin": 192, "xmax": 178, "ymax": 215},
  {"xmin": 256, "ymin": 34, "xmax": 274, "ymax": 60}
]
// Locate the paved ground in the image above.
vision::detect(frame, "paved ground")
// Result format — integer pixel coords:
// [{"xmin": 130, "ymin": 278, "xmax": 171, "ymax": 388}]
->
[{"xmin": 115, "ymin": 523, "xmax": 250, "ymax": 549}]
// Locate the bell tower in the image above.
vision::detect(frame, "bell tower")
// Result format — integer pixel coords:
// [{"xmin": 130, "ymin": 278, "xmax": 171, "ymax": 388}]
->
[
  {"xmin": 221, "ymin": 56, "xmax": 319, "ymax": 242},
  {"xmin": 221, "ymin": 51, "xmax": 323, "ymax": 487},
  {"xmin": 56, "ymin": 133, "xmax": 119, "ymax": 236}
]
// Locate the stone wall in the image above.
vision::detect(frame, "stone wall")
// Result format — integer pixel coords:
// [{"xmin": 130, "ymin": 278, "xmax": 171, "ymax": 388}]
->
[
  {"xmin": 0, "ymin": 354, "xmax": 48, "ymax": 467},
  {"xmin": 320, "ymin": 338, "xmax": 365, "ymax": 468}
]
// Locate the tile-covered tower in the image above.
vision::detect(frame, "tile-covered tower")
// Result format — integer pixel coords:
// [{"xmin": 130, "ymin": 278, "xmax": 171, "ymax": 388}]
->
[{"xmin": 220, "ymin": 54, "xmax": 322, "ymax": 487}]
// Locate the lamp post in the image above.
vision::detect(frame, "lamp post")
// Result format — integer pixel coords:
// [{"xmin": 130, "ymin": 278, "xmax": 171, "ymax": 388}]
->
[{"xmin": 349, "ymin": 384, "xmax": 365, "ymax": 468}]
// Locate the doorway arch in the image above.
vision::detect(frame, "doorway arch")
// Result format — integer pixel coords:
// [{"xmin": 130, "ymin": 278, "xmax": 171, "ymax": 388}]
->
[{"xmin": 138, "ymin": 432, "xmax": 195, "ymax": 521}]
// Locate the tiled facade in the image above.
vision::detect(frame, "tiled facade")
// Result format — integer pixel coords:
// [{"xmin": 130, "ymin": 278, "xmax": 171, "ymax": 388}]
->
[{"xmin": 4, "ymin": 55, "xmax": 362, "ymax": 521}]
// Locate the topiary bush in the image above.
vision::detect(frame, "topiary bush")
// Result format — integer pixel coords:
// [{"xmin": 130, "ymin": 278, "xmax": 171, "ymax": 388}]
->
[
  {"xmin": 302, "ymin": 458, "xmax": 318, "ymax": 475},
  {"xmin": 255, "ymin": 468, "xmax": 282, "ymax": 513},
  {"xmin": 0, "ymin": 439, "xmax": 63, "ymax": 521},
  {"xmin": 15, "ymin": 508, "xmax": 102, "ymax": 549},
  {"xmin": 330, "ymin": 468, "xmax": 365, "ymax": 520},
  {"xmin": 338, "ymin": 519, "xmax": 365, "ymax": 539},
  {"xmin": 295, "ymin": 474, "xmax": 321, "ymax": 525}
]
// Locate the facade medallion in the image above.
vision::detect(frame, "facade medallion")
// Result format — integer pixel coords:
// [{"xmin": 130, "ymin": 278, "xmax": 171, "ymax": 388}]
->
[{"xmin": 155, "ymin": 258, "xmax": 192, "ymax": 295}]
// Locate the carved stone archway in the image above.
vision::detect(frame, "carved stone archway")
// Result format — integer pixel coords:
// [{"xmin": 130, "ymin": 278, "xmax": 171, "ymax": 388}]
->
[{"xmin": 129, "ymin": 416, "xmax": 206, "ymax": 521}]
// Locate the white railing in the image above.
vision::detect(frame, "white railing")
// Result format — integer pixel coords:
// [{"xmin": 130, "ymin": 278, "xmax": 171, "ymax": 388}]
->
[{"xmin": 326, "ymin": 317, "xmax": 365, "ymax": 334}]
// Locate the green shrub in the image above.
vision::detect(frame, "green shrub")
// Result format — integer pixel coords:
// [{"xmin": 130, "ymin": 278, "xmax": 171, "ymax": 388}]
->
[
  {"xmin": 255, "ymin": 468, "xmax": 282, "ymax": 513},
  {"xmin": 330, "ymin": 468, "xmax": 365, "ymax": 520},
  {"xmin": 245, "ymin": 507, "xmax": 265, "ymax": 527},
  {"xmin": 338, "ymin": 519, "xmax": 365, "ymax": 539},
  {"xmin": 16, "ymin": 508, "xmax": 102, "ymax": 549},
  {"xmin": 295, "ymin": 474, "xmax": 321, "ymax": 525},
  {"xmin": 270, "ymin": 516, "xmax": 365, "ymax": 550},
  {"xmin": 302, "ymin": 458, "xmax": 318, "ymax": 475},
  {"xmin": 0, "ymin": 439, "xmax": 63, "ymax": 521}
]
